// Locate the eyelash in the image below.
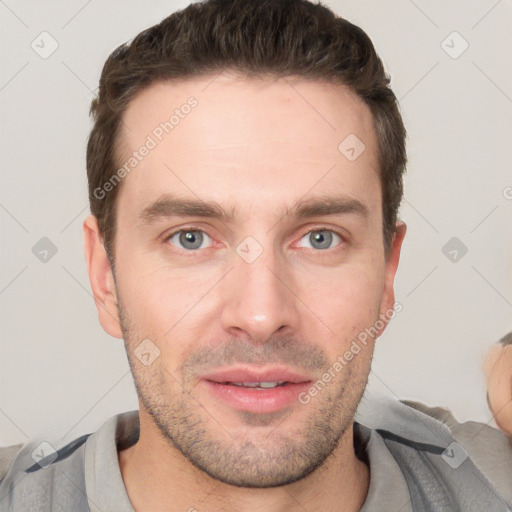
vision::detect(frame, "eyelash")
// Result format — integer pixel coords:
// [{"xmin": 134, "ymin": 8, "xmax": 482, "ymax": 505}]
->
[{"xmin": 163, "ymin": 226, "xmax": 346, "ymax": 253}]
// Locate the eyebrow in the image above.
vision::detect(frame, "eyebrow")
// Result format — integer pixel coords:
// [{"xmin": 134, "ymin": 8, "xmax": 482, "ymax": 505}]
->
[{"xmin": 136, "ymin": 193, "xmax": 370, "ymax": 226}]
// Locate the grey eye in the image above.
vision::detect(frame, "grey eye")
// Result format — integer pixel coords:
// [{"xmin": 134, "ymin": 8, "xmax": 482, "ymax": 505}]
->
[
  {"xmin": 168, "ymin": 230, "xmax": 212, "ymax": 250},
  {"xmin": 298, "ymin": 230, "xmax": 342, "ymax": 250}
]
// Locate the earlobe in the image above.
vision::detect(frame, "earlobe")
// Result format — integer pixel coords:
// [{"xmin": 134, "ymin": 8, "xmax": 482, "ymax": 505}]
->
[{"xmin": 83, "ymin": 215, "xmax": 123, "ymax": 339}]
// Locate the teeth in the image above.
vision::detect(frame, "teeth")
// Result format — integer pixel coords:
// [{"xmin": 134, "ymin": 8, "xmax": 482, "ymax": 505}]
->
[
  {"xmin": 258, "ymin": 381, "xmax": 283, "ymax": 388},
  {"xmin": 227, "ymin": 381, "xmax": 286, "ymax": 388}
]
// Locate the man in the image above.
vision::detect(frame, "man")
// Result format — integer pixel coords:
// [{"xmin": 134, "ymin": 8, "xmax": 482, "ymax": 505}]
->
[{"xmin": 1, "ymin": 0, "xmax": 511, "ymax": 510}]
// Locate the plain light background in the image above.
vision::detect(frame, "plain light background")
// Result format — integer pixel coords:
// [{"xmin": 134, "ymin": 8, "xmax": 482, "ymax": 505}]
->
[{"xmin": 0, "ymin": 0, "xmax": 511, "ymax": 446}]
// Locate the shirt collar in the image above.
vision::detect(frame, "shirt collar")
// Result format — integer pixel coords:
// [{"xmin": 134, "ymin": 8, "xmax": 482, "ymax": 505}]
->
[
  {"xmin": 84, "ymin": 411, "xmax": 137, "ymax": 512},
  {"xmin": 84, "ymin": 404, "xmax": 417, "ymax": 512},
  {"xmin": 354, "ymin": 422, "xmax": 412, "ymax": 512}
]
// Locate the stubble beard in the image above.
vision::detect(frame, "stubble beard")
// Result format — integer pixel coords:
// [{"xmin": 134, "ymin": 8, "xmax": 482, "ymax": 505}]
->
[{"xmin": 117, "ymin": 298, "xmax": 372, "ymax": 488}]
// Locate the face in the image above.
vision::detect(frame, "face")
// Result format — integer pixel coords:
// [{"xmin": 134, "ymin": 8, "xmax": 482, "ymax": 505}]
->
[{"xmin": 84, "ymin": 72, "xmax": 406, "ymax": 488}]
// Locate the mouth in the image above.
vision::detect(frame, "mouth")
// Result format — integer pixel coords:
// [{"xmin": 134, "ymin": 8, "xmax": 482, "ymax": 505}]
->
[
  {"xmin": 199, "ymin": 366, "xmax": 314, "ymax": 413},
  {"xmin": 216, "ymin": 381, "xmax": 291, "ymax": 389}
]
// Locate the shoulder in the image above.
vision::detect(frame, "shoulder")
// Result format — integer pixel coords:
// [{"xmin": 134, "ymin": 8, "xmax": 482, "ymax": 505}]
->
[
  {"xmin": 0, "ymin": 434, "xmax": 91, "ymax": 512},
  {"xmin": 0, "ymin": 443, "xmax": 24, "ymax": 482},
  {"xmin": 401, "ymin": 399, "xmax": 512, "ymax": 506}
]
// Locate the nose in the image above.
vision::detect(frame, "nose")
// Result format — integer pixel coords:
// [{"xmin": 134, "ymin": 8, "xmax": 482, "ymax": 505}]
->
[{"xmin": 219, "ymin": 243, "xmax": 301, "ymax": 344}]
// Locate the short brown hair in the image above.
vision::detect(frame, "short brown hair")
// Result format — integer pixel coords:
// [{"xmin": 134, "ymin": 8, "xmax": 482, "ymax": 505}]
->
[{"xmin": 87, "ymin": 0, "xmax": 406, "ymax": 268}]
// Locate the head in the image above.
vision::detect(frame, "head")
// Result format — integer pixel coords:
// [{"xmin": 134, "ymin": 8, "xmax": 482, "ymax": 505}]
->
[
  {"xmin": 484, "ymin": 332, "xmax": 512, "ymax": 437},
  {"xmin": 84, "ymin": 0, "xmax": 407, "ymax": 488}
]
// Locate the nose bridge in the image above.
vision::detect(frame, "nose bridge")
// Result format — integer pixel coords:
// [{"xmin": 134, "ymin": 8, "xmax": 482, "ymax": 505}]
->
[{"xmin": 219, "ymin": 235, "xmax": 300, "ymax": 342}]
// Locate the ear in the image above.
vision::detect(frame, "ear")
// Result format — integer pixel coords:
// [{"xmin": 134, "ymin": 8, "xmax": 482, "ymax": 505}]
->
[
  {"xmin": 83, "ymin": 214, "xmax": 123, "ymax": 339},
  {"xmin": 376, "ymin": 221, "xmax": 407, "ymax": 337}
]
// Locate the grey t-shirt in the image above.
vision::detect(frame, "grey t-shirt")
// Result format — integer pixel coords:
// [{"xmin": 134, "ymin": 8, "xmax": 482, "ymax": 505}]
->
[{"xmin": 1, "ymin": 397, "xmax": 511, "ymax": 511}]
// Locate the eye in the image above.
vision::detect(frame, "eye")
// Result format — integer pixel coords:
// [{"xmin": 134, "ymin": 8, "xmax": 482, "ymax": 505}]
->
[
  {"xmin": 297, "ymin": 229, "xmax": 343, "ymax": 250},
  {"xmin": 166, "ymin": 229, "xmax": 213, "ymax": 251}
]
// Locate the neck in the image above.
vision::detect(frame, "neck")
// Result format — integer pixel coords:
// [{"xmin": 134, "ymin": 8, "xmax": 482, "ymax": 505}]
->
[{"xmin": 118, "ymin": 411, "xmax": 370, "ymax": 512}]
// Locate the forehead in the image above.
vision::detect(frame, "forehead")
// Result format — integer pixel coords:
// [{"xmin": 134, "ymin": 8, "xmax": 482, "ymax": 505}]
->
[{"xmin": 115, "ymin": 73, "xmax": 380, "ymax": 222}]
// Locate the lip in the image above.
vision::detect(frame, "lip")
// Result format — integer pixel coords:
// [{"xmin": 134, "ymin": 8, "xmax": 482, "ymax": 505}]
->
[
  {"xmin": 200, "ymin": 365, "xmax": 314, "ymax": 385},
  {"xmin": 199, "ymin": 365, "xmax": 314, "ymax": 414}
]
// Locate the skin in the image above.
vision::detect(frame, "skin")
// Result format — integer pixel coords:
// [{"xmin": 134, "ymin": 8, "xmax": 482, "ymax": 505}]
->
[
  {"xmin": 83, "ymin": 72, "xmax": 407, "ymax": 512},
  {"xmin": 484, "ymin": 343, "xmax": 512, "ymax": 436}
]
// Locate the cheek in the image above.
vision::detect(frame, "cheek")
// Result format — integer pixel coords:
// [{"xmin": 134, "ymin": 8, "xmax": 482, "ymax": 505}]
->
[
  {"xmin": 119, "ymin": 264, "xmax": 221, "ymax": 372},
  {"xmin": 296, "ymin": 264, "xmax": 383, "ymax": 335},
  {"xmin": 120, "ymin": 254, "xmax": 209, "ymax": 315}
]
